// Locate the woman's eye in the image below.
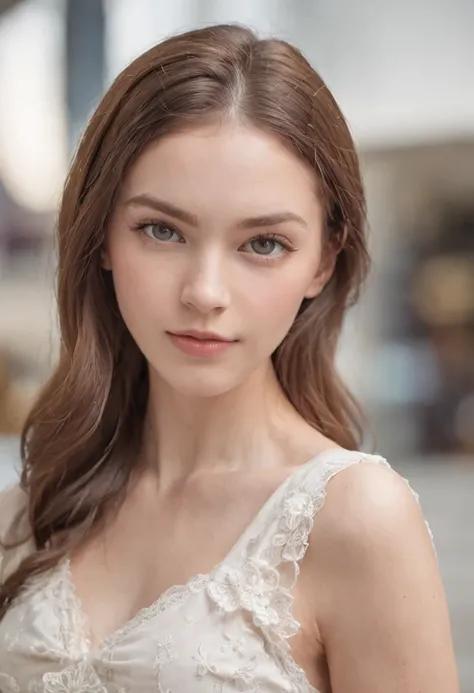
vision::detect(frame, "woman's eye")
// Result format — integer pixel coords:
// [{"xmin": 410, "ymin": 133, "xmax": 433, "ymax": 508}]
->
[
  {"xmin": 244, "ymin": 237, "xmax": 286, "ymax": 257},
  {"xmin": 140, "ymin": 222, "xmax": 182, "ymax": 243}
]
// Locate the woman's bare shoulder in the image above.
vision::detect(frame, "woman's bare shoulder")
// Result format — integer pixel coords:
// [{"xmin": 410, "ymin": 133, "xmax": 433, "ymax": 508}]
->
[{"xmin": 308, "ymin": 461, "xmax": 432, "ymax": 562}]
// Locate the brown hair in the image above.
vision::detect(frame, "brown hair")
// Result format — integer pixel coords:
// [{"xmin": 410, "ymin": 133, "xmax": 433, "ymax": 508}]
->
[{"xmin": 0, "ymin": 23, "xmax": 369, "ymax": 616}]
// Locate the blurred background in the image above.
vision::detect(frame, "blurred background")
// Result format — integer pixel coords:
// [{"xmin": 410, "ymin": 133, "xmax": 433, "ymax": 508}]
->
[{"xmin": 0, "ymin": 0, "xmax": 472, "ymax": 688}]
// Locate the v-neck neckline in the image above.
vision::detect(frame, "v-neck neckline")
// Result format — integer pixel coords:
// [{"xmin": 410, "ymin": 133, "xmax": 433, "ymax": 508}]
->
[{"xmin": 61, "ymin": 446, "xmax": 346, "ymax": 654}]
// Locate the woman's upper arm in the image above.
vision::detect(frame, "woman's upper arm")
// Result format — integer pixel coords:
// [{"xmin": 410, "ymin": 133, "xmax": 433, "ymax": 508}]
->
[{"xmin": 308, "ymin": 462, "xmax": 459, "ymax": 693}]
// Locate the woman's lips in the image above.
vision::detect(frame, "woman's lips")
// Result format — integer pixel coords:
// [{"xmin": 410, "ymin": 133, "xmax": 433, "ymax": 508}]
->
[{"xmin": 167, "ymin": 331, "xmax": 237, "ymax": 357}]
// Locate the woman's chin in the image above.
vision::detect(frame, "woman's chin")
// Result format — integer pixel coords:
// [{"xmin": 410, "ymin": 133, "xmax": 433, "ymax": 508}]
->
[{"xmin": 156, "ymin": 369, "xmax": 244, "ymax": 400}]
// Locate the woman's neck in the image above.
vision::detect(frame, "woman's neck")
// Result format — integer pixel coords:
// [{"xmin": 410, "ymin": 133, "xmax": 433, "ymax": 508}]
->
[{"xmin": 139, "ymin": 361, "xmax": 325, "ymax": 489}]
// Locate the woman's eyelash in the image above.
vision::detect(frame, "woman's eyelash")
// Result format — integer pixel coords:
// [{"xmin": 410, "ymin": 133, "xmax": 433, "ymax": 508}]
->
[
  {"xmin": 133, "ymin": 220, "xmax": 177, "ymax": 232},
  {"xmin": 245, "ymin": 233, "xmax": 295, "ymax": 251}
]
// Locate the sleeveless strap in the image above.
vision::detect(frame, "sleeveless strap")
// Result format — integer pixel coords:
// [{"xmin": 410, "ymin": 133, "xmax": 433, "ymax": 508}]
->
[{"xmin": 258, "ymin": 451, "xmax": 390, "ymax": 580}]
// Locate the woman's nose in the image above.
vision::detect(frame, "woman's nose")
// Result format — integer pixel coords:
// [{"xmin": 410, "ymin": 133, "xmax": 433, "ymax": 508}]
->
[{"xmin": 180, "ymin": 252, "xmax": 231, "ymax": 314}]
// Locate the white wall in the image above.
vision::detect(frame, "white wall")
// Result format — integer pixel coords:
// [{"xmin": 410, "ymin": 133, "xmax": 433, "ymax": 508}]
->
[
  {"xmin": 288, "ymin": 0, "xmax": 474, "ymax": 147},
  {"xmin": 106, "ymin": 0, "xmax": 474, "ymax": 148}
]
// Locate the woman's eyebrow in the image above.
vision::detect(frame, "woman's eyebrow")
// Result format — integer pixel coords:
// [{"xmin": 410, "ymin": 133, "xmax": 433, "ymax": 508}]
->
[
  {"xmin": 125, "ymin": 194, "xmax": 199, "ymax": 226},
  {"xmin": 237, "ymin": 212, "xmax": 308, "ymax": 230}
]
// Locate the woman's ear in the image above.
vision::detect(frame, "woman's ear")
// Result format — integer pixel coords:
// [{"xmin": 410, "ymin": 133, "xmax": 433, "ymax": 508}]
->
[
  {"xmin": 305, "ymin": 225, "xmax": 347, "ymax": 299},
  {"xmin": 304, "ymin": 261, "xmax": 335, "ymax": 299}
]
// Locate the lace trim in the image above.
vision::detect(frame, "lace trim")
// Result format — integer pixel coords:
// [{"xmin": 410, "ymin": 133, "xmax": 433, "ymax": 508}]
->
[
  {"xmin": 55, "ymin": 558, "xmax": 94, "ymax": 655},
  {"xmin": 99, "ymin": 572, "xmax": 210, "ymax": 653},
  {"xmin": 399, "ymin": 477, "xmax": 436, "ymax": 551}
]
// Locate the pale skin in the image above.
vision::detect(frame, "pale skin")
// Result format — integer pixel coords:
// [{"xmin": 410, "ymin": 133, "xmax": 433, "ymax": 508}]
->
[{"xmin": 67, "ymin": 121, "xmax": 459, "ymax": 692}]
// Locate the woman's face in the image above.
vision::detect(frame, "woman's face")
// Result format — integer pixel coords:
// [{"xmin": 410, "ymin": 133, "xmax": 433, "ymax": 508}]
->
[{"xmin": 104, "ymin": 122, "xmax": 331, "ymax": 397}]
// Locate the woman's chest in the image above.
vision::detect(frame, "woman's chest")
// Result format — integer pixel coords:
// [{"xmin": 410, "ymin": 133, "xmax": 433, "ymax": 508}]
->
[
  {"xmin": 0, "ymin": 561, "xmax": 325, "ymax": 693},
  {"xmin": 67, "ymin": 470, "xmax": 304, "ymax": 648}
]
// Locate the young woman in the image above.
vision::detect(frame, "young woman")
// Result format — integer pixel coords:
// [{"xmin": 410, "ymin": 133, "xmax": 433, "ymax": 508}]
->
[{"xmin": 0, "ymin": 24, "xmax": 458, "ymax": 693}]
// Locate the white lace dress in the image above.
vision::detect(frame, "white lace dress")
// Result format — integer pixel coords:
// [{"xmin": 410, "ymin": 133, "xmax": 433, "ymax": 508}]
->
[{"xmin": 0, "ymin": 450, "xmax": 432, "ymax": 693}]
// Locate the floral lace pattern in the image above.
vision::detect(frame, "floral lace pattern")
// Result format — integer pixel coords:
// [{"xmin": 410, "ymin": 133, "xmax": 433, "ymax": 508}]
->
[
  {"xmin": 154, "ymin": 635, "xmax": 178, "ymax": 693},
  {"xmin": 28, "ymin": 662, "xmax": 107, "ymax": 693},
  {"xmin": 192, "ymin": 628, "xmax": 272, "ymax": 693},
  {"xmin": 274, "ymin": 490, "xmax": 317, "ymax": 563},
  {"xmin": 208, "ymin": 558, "xmax": 299, "ymax": 642},
  {"xmin": 194, "ymin": 644, "xmax": 262, "ymax": 693}
]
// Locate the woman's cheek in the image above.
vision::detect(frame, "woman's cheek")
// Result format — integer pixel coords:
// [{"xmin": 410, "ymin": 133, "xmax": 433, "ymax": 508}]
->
[{"xmin": 246, "ymin": 278, "xmax": 306, "ymax": 341}]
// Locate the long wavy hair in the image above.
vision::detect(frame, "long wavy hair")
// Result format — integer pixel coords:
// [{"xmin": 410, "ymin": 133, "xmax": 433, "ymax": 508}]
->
[{"xmin": 0, "ymin": 24, "xmax": 370, "ymax": 616}]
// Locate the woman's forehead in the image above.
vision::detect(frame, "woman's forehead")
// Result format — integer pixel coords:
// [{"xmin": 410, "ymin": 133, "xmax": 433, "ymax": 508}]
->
[{"xmin": 120, "ymin": 123, "xmax": 322, "ymax": 222}]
